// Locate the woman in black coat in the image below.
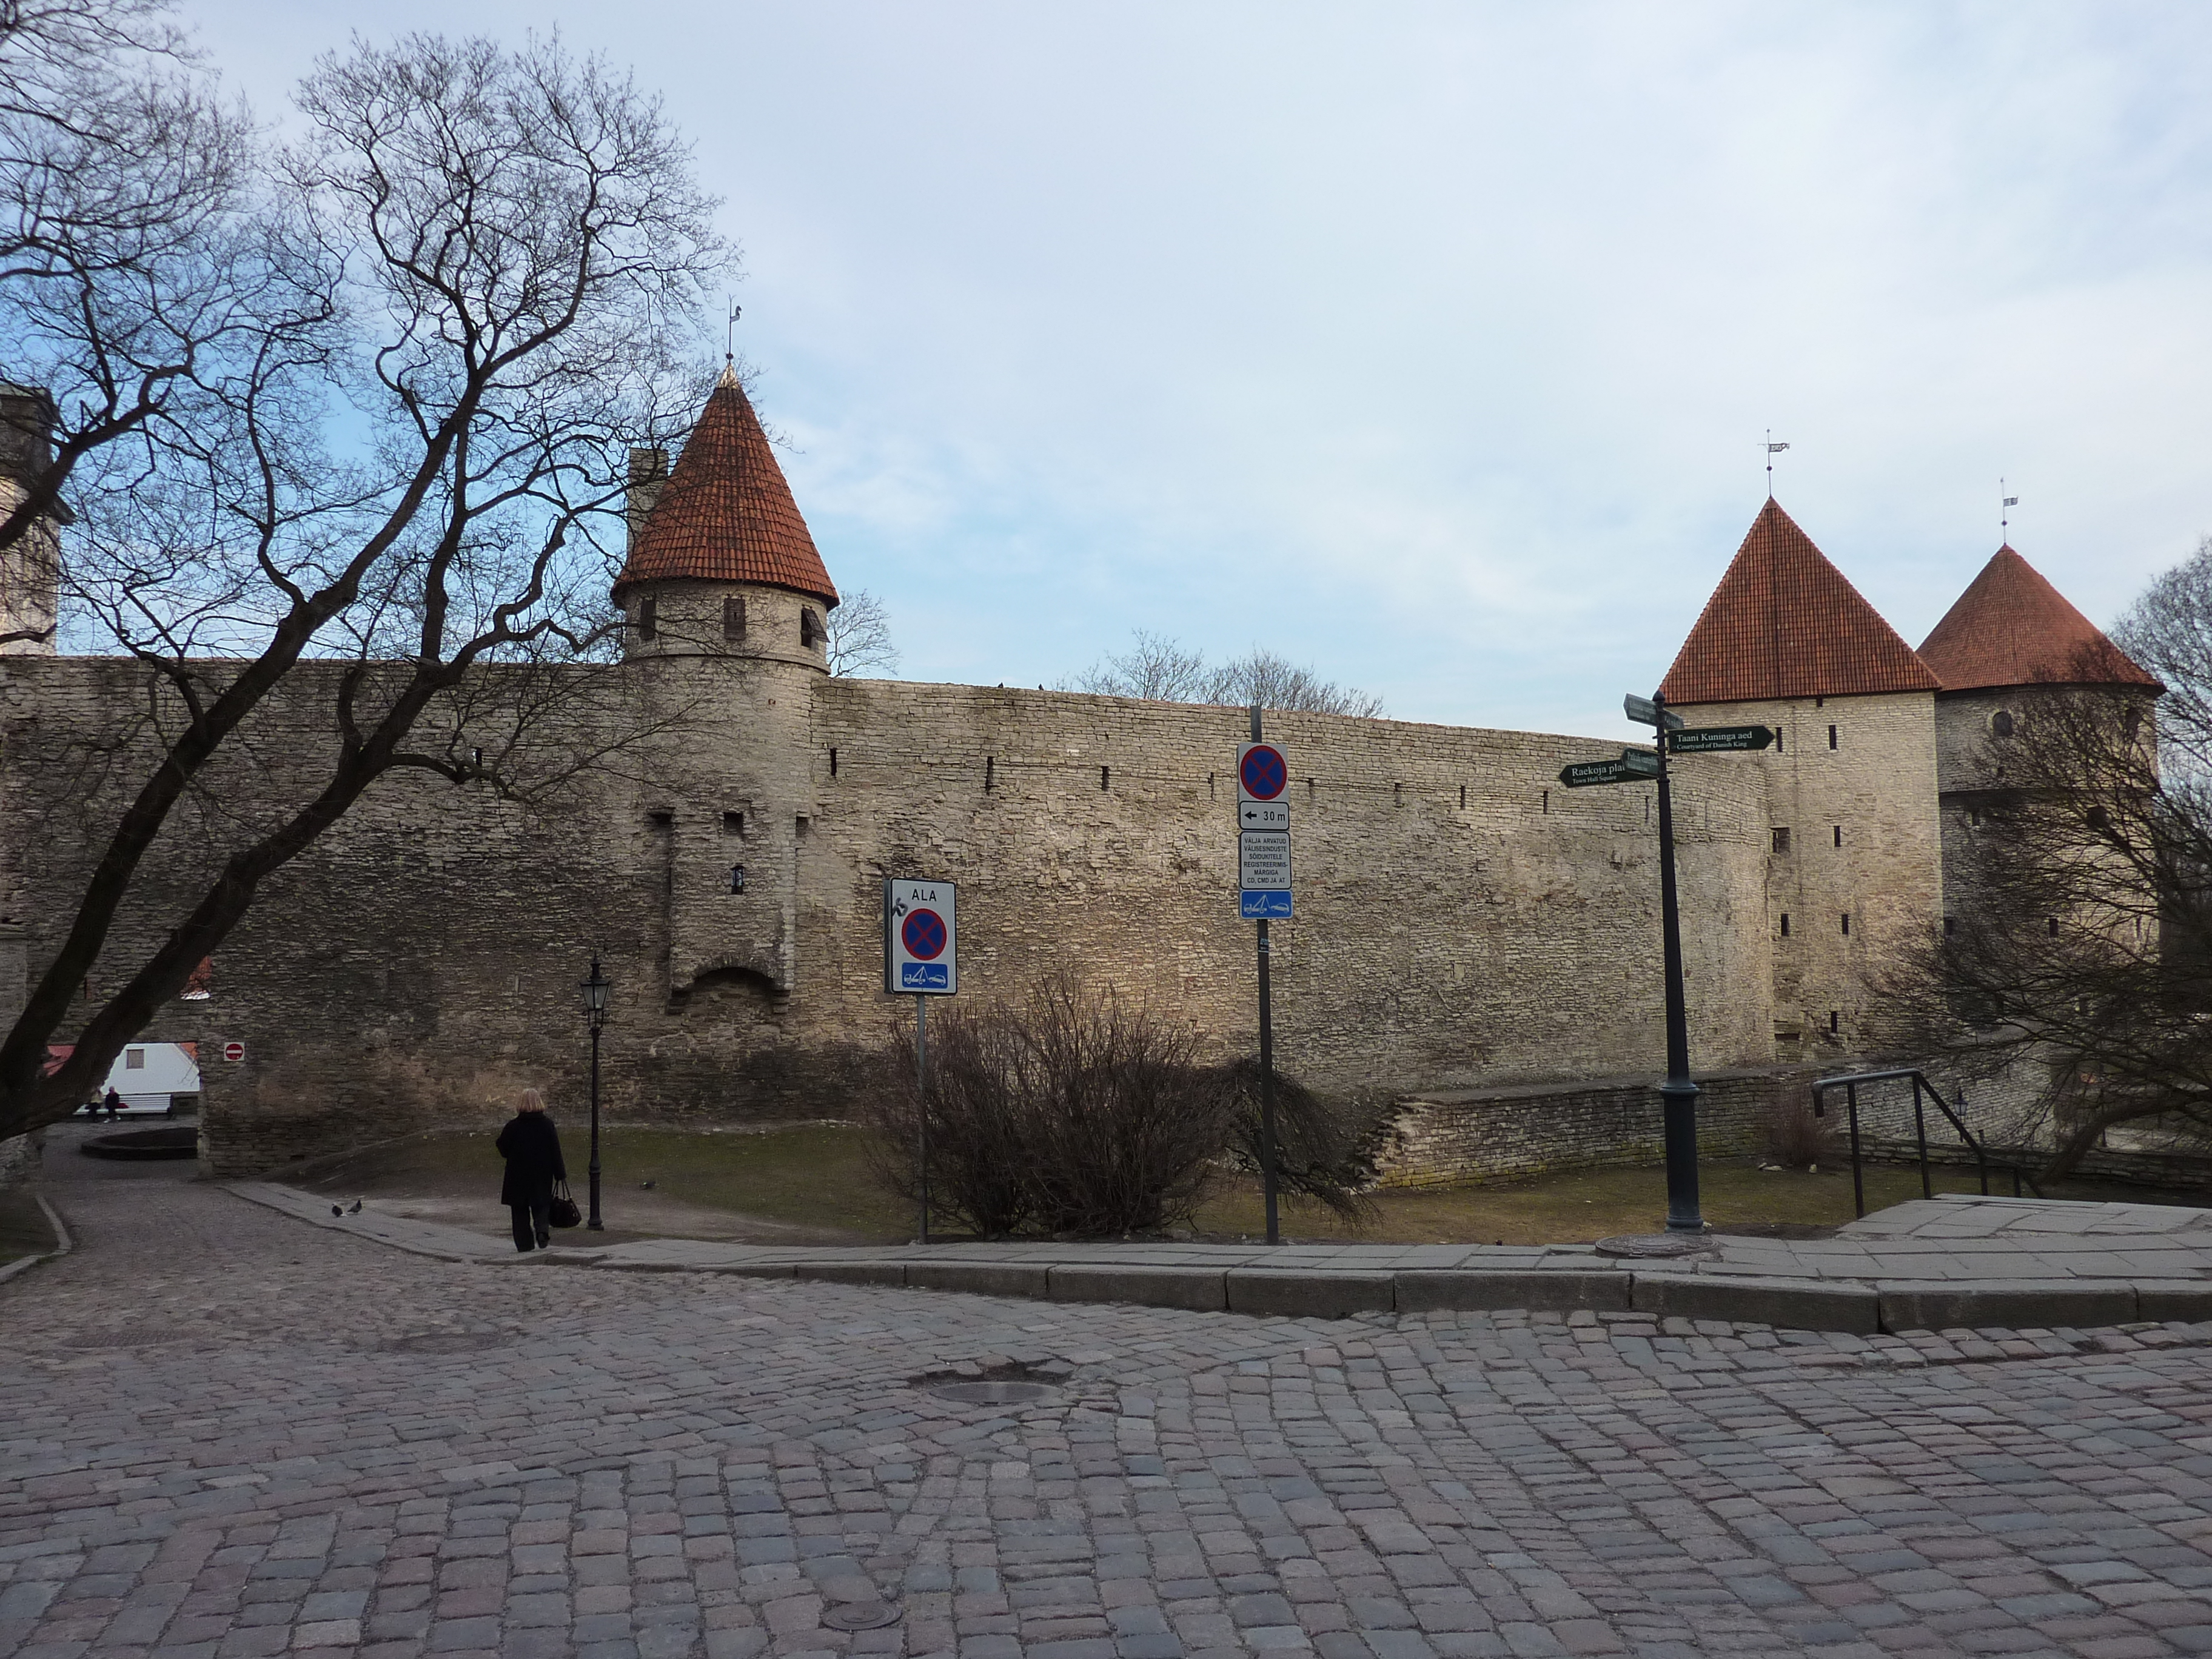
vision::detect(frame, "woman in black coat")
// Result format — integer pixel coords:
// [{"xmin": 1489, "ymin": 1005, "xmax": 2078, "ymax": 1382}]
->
[{"xmin": 495, "ymin": 1088, "xmax": 568, "ymax": 1252}]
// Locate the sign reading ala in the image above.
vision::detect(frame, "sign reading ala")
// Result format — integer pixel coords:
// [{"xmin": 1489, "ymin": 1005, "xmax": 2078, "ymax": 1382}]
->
[{"xmin": 883, "ymin": 878, "xmax": 958, "ymax": 995}]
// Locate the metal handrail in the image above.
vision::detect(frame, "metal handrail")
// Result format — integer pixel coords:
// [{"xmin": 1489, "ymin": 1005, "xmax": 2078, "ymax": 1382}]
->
[{"xmin": 1812, "ymin": 1067, "xmax": 2044, "ymax": 1219}]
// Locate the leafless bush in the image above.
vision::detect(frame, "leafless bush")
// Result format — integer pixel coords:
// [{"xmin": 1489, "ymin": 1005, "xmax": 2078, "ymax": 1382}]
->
[
  {"xmin": 860, "ymin": 974, "xmax": 1370, "ymax": 1238},
  {"xmin": 1762, "ymin": 1086, "xmax": 1835, "ymax": 1169}
]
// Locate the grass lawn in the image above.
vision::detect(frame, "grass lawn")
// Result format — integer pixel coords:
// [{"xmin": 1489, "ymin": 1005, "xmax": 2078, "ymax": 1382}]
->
[
  {"xmin": 1195, "ymin": 1161, "xmax": 2064, "ymax": 1244},
  {"xmin": 298, "ymin": 1123, "xmax": 2206, "ymax": 1247}
]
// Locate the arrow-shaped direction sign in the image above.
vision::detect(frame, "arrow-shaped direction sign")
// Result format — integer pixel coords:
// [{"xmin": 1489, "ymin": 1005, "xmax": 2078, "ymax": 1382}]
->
[
  {"xmin": 1623, "ymin": 692, "xmax": 1686, "ymax": 731},
  {"xmin": 1558, "ymin": 749, "xmax": 1661, "ymax": 788},
  {"xmin": 1668, "ymin": 725, "xmax": 1776, "ymax": 754}
]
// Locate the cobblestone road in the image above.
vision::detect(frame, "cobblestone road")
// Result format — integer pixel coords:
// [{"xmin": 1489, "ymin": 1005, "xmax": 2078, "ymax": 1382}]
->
[{"xmin": 12, "ymin": 1161, "xmax": 2212, "ymax": 1658}]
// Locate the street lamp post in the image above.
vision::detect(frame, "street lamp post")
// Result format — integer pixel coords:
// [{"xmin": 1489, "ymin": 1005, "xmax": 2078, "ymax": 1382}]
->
[{"xmin": 579, "ymin": 955, "xmax": 610, "ymax": 1231}]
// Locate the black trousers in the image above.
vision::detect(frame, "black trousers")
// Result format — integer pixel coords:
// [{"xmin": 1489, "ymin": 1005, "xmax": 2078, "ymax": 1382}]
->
[{"xmin": 510, "ymin": 1198, "xmax": 551, "ymax": 1252}]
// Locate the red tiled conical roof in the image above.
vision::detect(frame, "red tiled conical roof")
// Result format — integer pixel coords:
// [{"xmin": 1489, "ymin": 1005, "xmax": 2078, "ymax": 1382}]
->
[
  {"xmin": 1659, "ymin": 500, "xmax": 1940, "ymax": 705},
  {"xmin": 1917, "ymin": 545, "xmax": 2158, "ymax": 693},
  {"xmin": 612, "ymin": 366, "xmax": 838, "ymax": 608}
]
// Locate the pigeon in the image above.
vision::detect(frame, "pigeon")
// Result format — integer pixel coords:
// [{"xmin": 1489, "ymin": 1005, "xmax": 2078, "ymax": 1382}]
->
[
  {"xmin": 348, "ymin": 1199, "xmax": 363, "ymax": 1215},
  {"xmin": 330, "ymin": 1204, "xmax": 343, "ymax": 1216},
  {"xmin": 640, "ymin": 1179, "xmax": 656, "ymax": 1190}
]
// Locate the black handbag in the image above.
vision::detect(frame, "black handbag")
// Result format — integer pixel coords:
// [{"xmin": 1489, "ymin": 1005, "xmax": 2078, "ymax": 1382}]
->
[{"xmin": 548, "ymin": 1181, "xmax": 582, "ymax": 1229}]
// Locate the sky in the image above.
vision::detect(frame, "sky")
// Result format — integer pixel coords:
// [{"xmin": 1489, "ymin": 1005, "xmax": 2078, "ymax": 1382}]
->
[{"xmin": 188, "ymin": 1, "xmax": 2212, "ymax": 738}]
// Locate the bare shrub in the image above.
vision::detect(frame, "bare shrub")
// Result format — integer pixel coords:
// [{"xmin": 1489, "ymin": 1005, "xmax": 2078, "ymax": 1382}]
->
[
  {"xmin": 1763, "ymin": 1085, "xmax": 1835, "ymax": 1169},
  {"xmin": 860, "ymin": 974, "xmax": 1370, "ymax": 1238}
]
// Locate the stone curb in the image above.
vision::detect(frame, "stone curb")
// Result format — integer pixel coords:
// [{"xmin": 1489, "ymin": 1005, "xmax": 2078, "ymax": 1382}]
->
[
  {"xmin": 0, "ymin": 1190, "xmax": 72, "ymax": 1286},
  {"xmin": 223, "ymin": 1181, "xmax": 2212, "ymax": 1333}
]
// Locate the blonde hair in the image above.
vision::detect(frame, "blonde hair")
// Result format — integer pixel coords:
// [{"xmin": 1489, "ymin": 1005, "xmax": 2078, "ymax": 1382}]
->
[{"xmin": 518, "ymin": 1088, "xmax": 547, "ymax": 1114}]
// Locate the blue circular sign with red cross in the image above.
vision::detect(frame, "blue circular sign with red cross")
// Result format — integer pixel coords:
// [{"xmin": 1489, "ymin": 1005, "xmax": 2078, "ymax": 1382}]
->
[
  {"xmin": 1239, "ymin": 743, "xmax": 1288, "ymax": 801},
  {"xmin": 900, "ymin": 908, "xmax": 947, "ymax": 960}
]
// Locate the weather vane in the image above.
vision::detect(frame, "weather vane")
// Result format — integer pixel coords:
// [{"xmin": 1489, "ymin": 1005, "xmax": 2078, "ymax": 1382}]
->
[
  {"xmin": 2001, "ymin": 478, "xmax": 2018, "ymax": 541},
  {"xmin": 1765, "ymin": 430, "xmax": 1789, "ymax": 495},
  {"xmin": 726, "ymin": 299, "xmax": 742, "ymax": 363}
]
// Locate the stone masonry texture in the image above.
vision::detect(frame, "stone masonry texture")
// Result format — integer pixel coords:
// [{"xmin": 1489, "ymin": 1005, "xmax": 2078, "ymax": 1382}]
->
[
  {"xmin": 18, "ymin": 1151, "xmax": 2212, "ymax": 1657},
  {"xmin": 0, "ymin": 650, "xmax": 1777, "ymax": 1175}
]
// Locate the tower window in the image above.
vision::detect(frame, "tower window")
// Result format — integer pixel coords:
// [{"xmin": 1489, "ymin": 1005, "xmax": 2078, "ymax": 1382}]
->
[
  {"xmin": 1944, "ymin": 916, "xmax": 1956, "ymax": 936},
  {"xmin": 1829, "ymin": 1011, "xmax": 1840, "ymax": 1034},
  {"xmin": 1827, "ymin": 724, "xmax": 1838, "ymax": 750},
  {"xmin": 1460, "ymin": 784, "xmax": 1467, "ymax": 809},
  {"xmin": 637, "ymin": 594, "xmax": 657, "ymax": 642},
  {"xmin": 1833, "ymin": 825, "xmax": 1843, "ymax": 848},
  {"xmin": 985, "ymin": 756, "xmax": 995, "ymax": 791},
  {"xmin": 1540, "ymin": 789, "xmax": 1548, "ymax": 815},
  {"xmin": 1772, "ymin": 827, "xmax": 1791, "ymax": 854},
  {"xmin": 723, "ymin": 811, "xmax": 745, "ymax": 837},
  {"xmin": 2048, "ymin": 916, "xmax": 2060, "ymax": 936},
  {"xmin": 723, "ymin": 595, "xmax": 746, "ymax": 642},
  {"xmin": 2123, "ymin": 705, "xmax": 2142, "ymax": 742},
  {"xmin": 830, "ymin": 747, "xmax": 838, "ymax": 779},
  {"xmin": 1101, "ymin": 765, "xmax": 1111, "ymax": 791},
  {"xmin": 799, "ymin": 607, "xmax": 822, "ymax": 649},
  {"xmin": 1991, "ymin": 709, "xmax": 2015, "ymax": 737},
  {"xmin": 1779, "ymin": 913, "xmax": 1790, "ymax": 937},
  {"xmin": 1841, "ymin": 913, "xmax": 1851, "ymax": 936},
  {"xmin": 1774, "ymin": 728, "xmax": 1783, "ymax": 752}
]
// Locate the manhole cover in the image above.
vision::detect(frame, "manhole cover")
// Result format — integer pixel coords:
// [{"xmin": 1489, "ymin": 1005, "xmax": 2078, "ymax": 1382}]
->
[
  {"xmin": 822, "ymin": 1600, "xmax": 902, "ymax": 1631},
  {"xmin": 922, "ymin": 1379, "xmax": 1053, "ymax": 1406},
  {"xmin": 1593, "ymin": 1232, "xmax": 1717, "ymax": 1259}
]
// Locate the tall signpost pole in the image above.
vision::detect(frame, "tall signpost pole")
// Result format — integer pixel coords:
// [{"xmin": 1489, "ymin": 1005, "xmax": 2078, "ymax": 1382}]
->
[
  {"xmin": 1237, "ymin": 709, "xmax": 1291, "ymax": 1245},
  {"xmin": 1651, "ymin": 692, "xmax": 1703, "ymax": 1233},
  {"xmin": 1568, "ymin": 700, "xmax": 1772, "ymax": 1239},
  {"xmin": 885, "ymin": 877, "xmax": 957, "ymax": 1247},
  {"xmin": 1252, "ymin": 705, "xmax": 1279, "ymax": 1247},
  {"xmin": 916, "ymin": 993, "xmax": 929, "ymax": 1244}
]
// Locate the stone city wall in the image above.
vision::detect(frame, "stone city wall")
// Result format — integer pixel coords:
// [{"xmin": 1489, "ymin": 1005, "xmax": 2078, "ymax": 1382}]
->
[
  {"xmin": 1369, "ymin": 1068, "xmax": 1808, "ymax": 1187},
  {"xmin": 1, "ymin": 655, "xmax": 1781, "ymax": 1175}
]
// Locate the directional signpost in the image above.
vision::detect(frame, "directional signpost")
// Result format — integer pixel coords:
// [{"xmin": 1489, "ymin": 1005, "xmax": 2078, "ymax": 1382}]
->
[
  {"xmin": 1669, "ymin": 725, "xmax": 1775, "ymax": 754},
  {"xmin": 1559, "ymin": 752, "xmax": 1659, "ymax": 789},
  {"xmin": 1557, "ymin": 698, "xmax": 1783, "ymax": 1237},
  {"xmin": 1238, "ymin": 717, "xmax": 1288, "ymax": 1244},
  {"xmin": 885, "ymin": 878, "xmax": 959, "ymax": 1243}
]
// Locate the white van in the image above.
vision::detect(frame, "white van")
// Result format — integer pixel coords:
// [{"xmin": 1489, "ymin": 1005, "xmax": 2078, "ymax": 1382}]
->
[{"xmin": 73, "ymin": 1041, "xmax": 202, "ymax": 1116}]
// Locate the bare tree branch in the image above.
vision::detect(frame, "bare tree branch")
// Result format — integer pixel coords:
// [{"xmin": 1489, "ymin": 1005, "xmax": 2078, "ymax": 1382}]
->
[{"xmin": 0, "ymin": 27, "xmax": 727, "ymax": 1139}]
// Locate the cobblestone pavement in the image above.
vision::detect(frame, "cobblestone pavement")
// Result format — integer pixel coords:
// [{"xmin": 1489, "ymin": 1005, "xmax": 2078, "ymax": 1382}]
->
[{"xmin": 12, "ymin": 1162, "xmax": 2212, "ymax": 1658}]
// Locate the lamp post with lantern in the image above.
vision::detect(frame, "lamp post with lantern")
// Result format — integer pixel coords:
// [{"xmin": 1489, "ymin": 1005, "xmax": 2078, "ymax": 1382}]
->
[{"xmin": 579, "ymin": 955, "xmax": 610, "ymax": 1230}]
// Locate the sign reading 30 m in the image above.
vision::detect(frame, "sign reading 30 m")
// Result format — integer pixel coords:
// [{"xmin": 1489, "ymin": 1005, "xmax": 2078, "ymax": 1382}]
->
[{"xmin": 883, "ymin": 877, "xmax": 958, "ymax": 995}]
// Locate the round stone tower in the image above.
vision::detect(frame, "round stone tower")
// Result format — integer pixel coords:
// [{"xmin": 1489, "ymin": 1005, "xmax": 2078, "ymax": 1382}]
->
[
  {"xmin": 612, "ymin": 360, "xmax": 839, "ymax": 672},
  {"xmin": 609, "ymin": 361, "xmax": 840, "ymax": 1013}
]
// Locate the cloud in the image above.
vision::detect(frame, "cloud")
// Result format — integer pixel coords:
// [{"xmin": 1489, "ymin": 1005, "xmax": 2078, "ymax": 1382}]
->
[{"xmin": 193, "ymin": 0, "xmax": 2212, "ymax": 734}]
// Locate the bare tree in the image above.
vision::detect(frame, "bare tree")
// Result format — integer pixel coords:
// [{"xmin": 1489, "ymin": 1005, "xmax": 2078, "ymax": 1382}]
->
[
  {"xmin": 1912, "ymin": 542, "xmax": 2212, "ymax": 1179},
  {"xmin": 1070, "ymin": 630, "xmax": 1383, "ymax": 716},
  {"xmin": 0, "ymin": 0, "xmax": 271, "ymax": 588},
  {"xmin": 1207, "ymin": 646, "xmax": 1386, "ymax": 719},
  {"xmin": 0, "ymin": 30, "xmax": 725, "ymax": 1140},
  {"xmin": 825, "ymin": 587, "xmax": 898, "ymax": 677}
]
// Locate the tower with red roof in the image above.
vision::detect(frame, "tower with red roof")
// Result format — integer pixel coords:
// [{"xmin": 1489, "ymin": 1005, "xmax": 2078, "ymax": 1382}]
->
[
  {"xmin": 1916, "ymin": 543, "xmax": 2161, "ymax": 937},
  {"xmin": 609, "ymin": 363, "xmax": 845, "ymax": 1004},
  {"xmin": 1660, "ymin": 500, "xmax": 1945, "ymax": 1060}
]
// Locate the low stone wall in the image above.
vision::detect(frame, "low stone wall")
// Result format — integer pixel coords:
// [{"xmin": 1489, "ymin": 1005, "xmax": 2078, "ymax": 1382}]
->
[{"xmin": 1370, "ymin": 1067, "xmax": 1810, "ymax": 1187}]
